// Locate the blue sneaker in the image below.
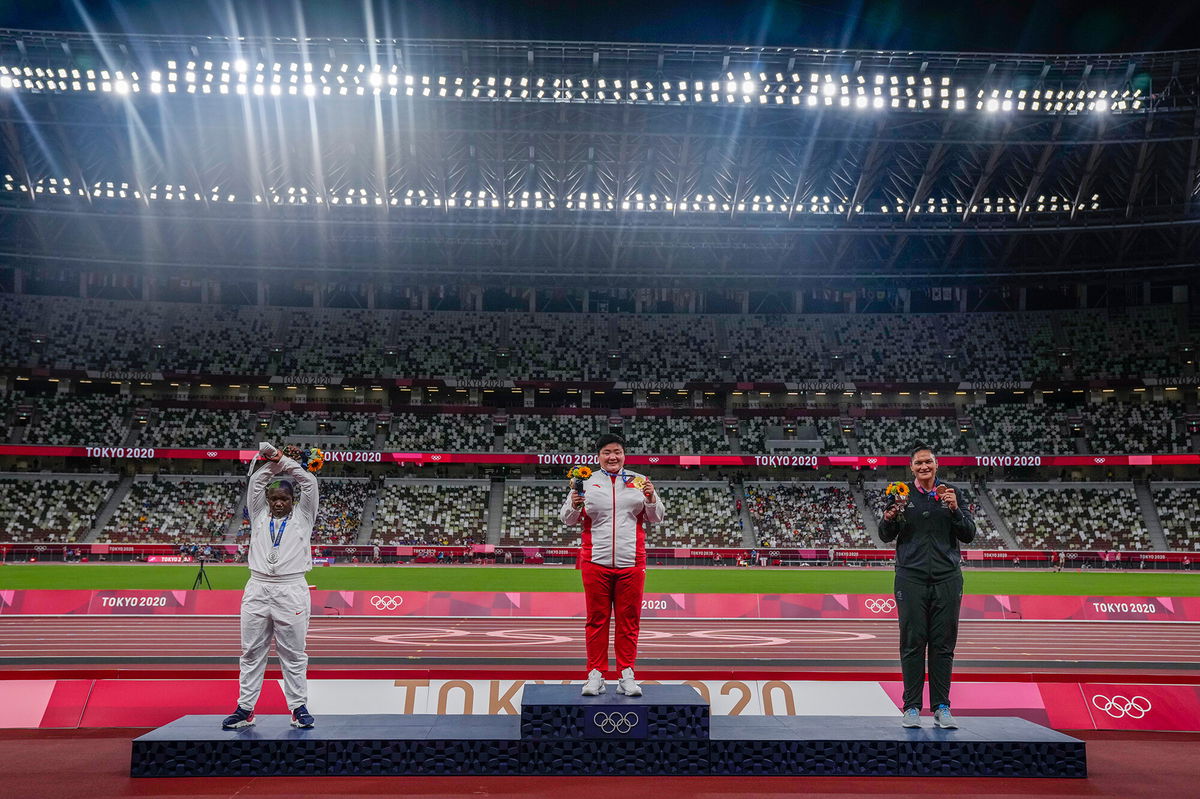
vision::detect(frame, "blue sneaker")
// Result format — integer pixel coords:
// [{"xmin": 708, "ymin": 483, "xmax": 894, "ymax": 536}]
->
[
  {"xmin": 221, "ymin": 706, "xmax": 255, "ymax": 730},
  {"xmin": 901, "ymin": 707, "xmax": 921, "ymax": 728},
  {"xmin": 291, "ymin": 704, "xmax": 315, "ymax": 729},
  {"xmin": 933, "ymin": 704, "xmax": 958, "ymax": 729}
]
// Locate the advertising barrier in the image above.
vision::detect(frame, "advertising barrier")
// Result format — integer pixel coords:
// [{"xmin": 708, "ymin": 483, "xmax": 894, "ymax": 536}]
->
[
  {"xmin": 0, "ymin": 443, "xmax": 1196, "ymax": 467},
  {"xmin": 2, "ymin": 589, "xmax": 1198, "ymax": 621},
  {"xmin": 2, "ymin": 676, "xmax": 1199, "ymax": 732}
]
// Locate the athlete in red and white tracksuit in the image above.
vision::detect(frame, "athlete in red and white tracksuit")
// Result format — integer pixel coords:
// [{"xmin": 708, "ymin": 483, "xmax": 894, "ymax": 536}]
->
[{"xmin": 560, "ymin": 446, "xmax": 665, "ymax": 678}]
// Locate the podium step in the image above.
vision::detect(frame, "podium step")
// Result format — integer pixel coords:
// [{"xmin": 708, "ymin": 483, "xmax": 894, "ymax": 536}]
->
[
  {"xmin": 132, "ymin": 712, "xmax": 1085, "ymax": 778},
  {"xmin": 520, "ymin": 683, "xmax": 709, "ymax": 740}
]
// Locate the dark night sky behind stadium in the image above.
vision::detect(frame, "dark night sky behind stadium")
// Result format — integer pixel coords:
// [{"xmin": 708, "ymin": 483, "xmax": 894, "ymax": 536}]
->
[{"xmin": 1, "ymin": 0, "xmax": 1197, "ymax": 54}]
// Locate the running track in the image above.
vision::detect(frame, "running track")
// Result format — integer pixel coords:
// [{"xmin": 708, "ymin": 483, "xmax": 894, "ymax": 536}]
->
[{"xmin": 2, "ymin": 616, "xmax": 1199, "ymax": 674}]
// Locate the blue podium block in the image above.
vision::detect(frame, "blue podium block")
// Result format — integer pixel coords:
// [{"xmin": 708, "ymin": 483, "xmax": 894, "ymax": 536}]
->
[
  {"xmin": 131, "ymin": 685, "xmax": 1085, "ymax": 778},
  {"xmin": 520, "ymin": 684, "xmax": 709, "ymax": 741}
]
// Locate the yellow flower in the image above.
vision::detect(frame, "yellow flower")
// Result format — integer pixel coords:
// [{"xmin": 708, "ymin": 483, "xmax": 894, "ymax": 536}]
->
[{"xmin": 885, "ymin": 481, "xmax": 910, "ymax": 497}]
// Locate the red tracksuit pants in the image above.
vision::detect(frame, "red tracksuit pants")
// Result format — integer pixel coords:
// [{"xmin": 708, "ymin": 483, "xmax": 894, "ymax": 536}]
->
[{"xmin": 581, "ymin": 559, "xmax": 646, "ymax": 673}]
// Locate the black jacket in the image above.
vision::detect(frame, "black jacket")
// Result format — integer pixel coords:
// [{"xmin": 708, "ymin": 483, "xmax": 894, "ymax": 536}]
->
[{"xmin": 879, "ymin": 480, "xmax": 976, "ymax": 584}]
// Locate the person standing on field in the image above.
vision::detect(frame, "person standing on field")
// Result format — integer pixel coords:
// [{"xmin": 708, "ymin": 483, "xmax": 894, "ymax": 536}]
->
[
  {"xmin": 880, "ymin": 444, "xmax": 976, "ymax": 730},
  {"xmin": 561, "ymin": 433, "xmax": 665, "ymax": 697},
  {"xmin": 221, "ymin": 442, "xmax": 319, "ymax": 731}
]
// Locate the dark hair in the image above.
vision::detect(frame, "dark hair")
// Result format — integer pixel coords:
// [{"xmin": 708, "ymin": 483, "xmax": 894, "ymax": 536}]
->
[
  {"xmin": 266, "ymin": 478, "xmax": 296, "ymax": 498},
  {"xmin": 596, "ymin": 433, "xmax": 628, "ymax": 452},
  {"xmin": 909, "ymin": 444, "xmax": 936, "ymax": 461}
]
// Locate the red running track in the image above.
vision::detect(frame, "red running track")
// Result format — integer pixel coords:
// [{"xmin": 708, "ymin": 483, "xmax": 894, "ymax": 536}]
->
[{"xmin": 2, "ymin": 616, "xmax": 1199, "ymax": 676}]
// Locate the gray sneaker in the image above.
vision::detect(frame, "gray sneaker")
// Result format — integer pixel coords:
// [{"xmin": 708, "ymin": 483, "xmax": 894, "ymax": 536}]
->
[
  {"xmin": 901, "ymin": 707, "xmax": 921, "ymax": 728},
  {"xmin": 617, "ymin": 667, "xmax": 642, "ymax": 697},
  {"xmin": 581, "ymin": 669, "xmax": 606, "ymax": 696},
  {"xmin": 933, "ymin": 705, "xmax": 958, "ymax": 729}
]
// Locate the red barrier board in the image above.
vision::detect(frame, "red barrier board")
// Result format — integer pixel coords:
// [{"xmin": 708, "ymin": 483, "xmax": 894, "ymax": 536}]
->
[
  {"xmin": 3, "ymin": 589, "xmax": 1199, "ymax": 621},
  {"xmin": 3, "ymin": 677, "xmax": 1200, "ymax": 732},
  {"xmin": 0, "ymin": 443, "xmax": 1196, "ymax": 467}
]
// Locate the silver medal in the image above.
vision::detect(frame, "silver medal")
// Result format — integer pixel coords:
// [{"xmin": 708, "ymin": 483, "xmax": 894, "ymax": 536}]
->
[{"xmin": 267, "ymin": 550, "xmax": 279, "ymax": 564}]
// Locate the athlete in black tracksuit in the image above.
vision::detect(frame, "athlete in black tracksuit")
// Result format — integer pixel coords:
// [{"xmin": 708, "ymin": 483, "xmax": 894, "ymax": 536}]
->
[{"xmin": 879, "ymin": 452, "xmax": 976, "ymax": 718}]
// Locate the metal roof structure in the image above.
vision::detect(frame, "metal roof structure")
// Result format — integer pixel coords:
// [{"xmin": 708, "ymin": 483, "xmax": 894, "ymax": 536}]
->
[{"xmin": 0, "ymin": 30, "xmax": 1196, "ymax": 286}]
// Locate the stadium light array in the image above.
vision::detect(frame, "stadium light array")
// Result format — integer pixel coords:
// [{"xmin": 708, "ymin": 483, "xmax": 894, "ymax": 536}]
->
[
  {"xmin": 0, "ymin": 174, "xmax": 1105, "ymax": 214},
  {"xmin": 0, "ymin": 62, "xmax": 1145, "ymax": 114}
]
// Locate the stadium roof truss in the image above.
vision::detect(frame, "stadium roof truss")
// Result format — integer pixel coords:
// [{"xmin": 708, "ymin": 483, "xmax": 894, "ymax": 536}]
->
[{"xmin": 0, "ymin": 32, "xmax": 1196, "ymax": 285}]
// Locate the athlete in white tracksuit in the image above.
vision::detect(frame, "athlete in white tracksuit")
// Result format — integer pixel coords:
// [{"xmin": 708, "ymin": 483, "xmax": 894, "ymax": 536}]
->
[{"xmin": 223, "ymin": 442, "xmax": 318, "ymax": 729}]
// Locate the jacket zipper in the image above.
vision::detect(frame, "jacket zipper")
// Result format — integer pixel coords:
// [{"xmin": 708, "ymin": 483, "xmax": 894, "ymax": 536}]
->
[{"xmin": 611, "ymin": 476, "xmax": 617, "ymax": 567}]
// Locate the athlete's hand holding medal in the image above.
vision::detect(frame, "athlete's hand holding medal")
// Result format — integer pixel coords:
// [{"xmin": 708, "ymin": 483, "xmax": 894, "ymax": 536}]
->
[
  {"xmin": 632, "ymin": 474, "xmax": 657, "ymax": 503},
  {"xmin": 939, "ymin": 486, "xmax": 958, "ymax": 511}
]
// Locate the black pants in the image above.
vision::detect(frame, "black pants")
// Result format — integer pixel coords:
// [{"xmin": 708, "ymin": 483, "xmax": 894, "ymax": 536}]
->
[{"xmin": 895, "ymin": 573, "xmax": 963, "ymax": 712}]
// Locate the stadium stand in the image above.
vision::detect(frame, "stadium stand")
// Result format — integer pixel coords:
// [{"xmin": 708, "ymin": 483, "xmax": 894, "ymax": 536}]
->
[
  {"xmin": 1152, "ymin": 485, "xmax": 1200, "ymax": 552},
  {"xmin": 0, "ymin": 293, "xmax": 1192, "ymax": 384},
  {"xmin": 505, "ymin": 414, "xmax": 609, "ymax": 453},
  {"xmin": 0, "ymin": 294, "xmax": 167, "ymax": 372},
  {"xmin": 739, "ymin": 416, "xmax": 844, "ymax": 453},
  {"xmin": 0, "ymin": 475, "xmax": 115, "ymax": 542},
  {"xmin": 613, "ymin": 314, "xmax": 718, "ymax": 381},
  {"xmin": 649, "ymin": 483, "xmax": 743, "ymax": 547},
  {"xmin": 100, "ymin": 477, "xmax": 239, "ymax": 543},
  {"xmin": 956, "ymin": 486, "xmax": 1008, "ymax": 549},
  {"xmin": 392, "ymin": 311, "xmax": 502, "ymax": 379},
  {"xmin": 271, "ymin": 409, "xmax": 376, "ymax": 450},
  {"xmin": 500, "ymin": 482, "xmax": 579, "ymax": 546},
  {"xmin": 748, "ymin": 482, "xmax": 870, "ymax": 548},
  {"xmin": 311, "ymin": 479, "xmax": 372, "ymax": 545},
  {"xmin": 855, "ymin": 416, "xmax": 968, "ymax": 455},
  {"xmin": 1056, "ymin": 305, "xmax": 1190, "ymax": 380},
  {"xmin": 371, "ymin": 481, "xmax": 489, "ymax": 546},
  {"xmin": 0, "ymin": 391, "xmax": 13, "ymax": 442},
  {"xmin": 971, "ymin": 405, "xmax": 1076, "ymax": 455},
  {"xmin": 625, "ymin": 415, "xmax": 731, "ymax": 454},
  {"xmin": 1083, "ymin": 401, "xmax": 1184, "ymax": 453},
  {"xmin": 506, "ymin": 313, "xmax": 610, "ymax": 380},
  {"xmin": 149, "ymin": 408, "xmax": 257, "ymax": 448},
  {"xmin": 276, "ymin": 308, "xmax": 391, "ymax": 377},
  {"xmin": 161, "ymin": 304, "xmax": 275, "ymax": 375},
  {"xmin": 24, "ymin": 393, "xmax": 133, "ymax": 446},
  {"xmin": 725, "ymin": 316, "xmax": 837, "ymax": 381},
  {"xmin": 990, "ymin": 485, "xmax": 1151, "ymax": 551},
  {"xmin": 385, "ymin": 411, "xmax": 492, "ymax": 451}
]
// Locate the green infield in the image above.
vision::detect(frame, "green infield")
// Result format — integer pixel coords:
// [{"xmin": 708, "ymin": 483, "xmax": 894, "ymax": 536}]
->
[{"xmin": 1, "ymin": 564, "xmax": 1198, "ymax": 596}]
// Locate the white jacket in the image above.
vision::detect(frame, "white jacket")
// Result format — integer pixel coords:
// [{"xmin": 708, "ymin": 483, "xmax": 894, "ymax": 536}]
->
[
  {"xmin": 247, "ymin": 456, "xmax": 318, "ymax": 578},
  {"xmin": 560, "ymin": 469, "xmax": 665, "ymax": 568}
]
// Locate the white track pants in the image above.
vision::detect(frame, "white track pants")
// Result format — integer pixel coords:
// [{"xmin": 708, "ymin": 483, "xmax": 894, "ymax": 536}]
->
[{"xmin": 237, "ymin": 578, "xmax": 310, "ymax": 711}]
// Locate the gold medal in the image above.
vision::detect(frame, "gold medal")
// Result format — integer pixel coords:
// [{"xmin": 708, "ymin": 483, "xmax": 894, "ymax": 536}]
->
[{"xmin": 632, "ymin": 476, "xmax": 646, "ymax": 489}]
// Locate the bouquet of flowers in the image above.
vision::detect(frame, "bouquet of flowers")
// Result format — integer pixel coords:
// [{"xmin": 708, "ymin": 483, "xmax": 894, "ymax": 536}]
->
[
  {"xmin": 884, "ymin": 481, "xmax": 909, "ymax": 507},
  {"xmin": 567, "ymin": 465, "xmax": 592, "ymax": 495},
  {"xmin": 283, "ymin": 445, "xmax": 325, "ymax": 473}
]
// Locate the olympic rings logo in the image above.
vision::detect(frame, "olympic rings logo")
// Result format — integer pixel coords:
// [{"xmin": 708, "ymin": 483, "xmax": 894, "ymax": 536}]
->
[
  {"xmin": 592, "ymin": 711, "xmax": 639, "ymax": 734},
  {"xmin": 369, "ymin": 595, "xmax": 405, "ymax": 611},
  {"xmin": 865, "ymin": 598, "xmax": 897, "ymax": 613},
  {"xmin": 1091, "ymin": 695, "xmax": 1151, "ymax": 719}
]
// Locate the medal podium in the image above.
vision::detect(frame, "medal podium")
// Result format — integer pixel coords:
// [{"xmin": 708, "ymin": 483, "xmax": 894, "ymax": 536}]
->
[{"xmin": 131, "ymin": 684, "xmax": 1086, "ymax": 778}]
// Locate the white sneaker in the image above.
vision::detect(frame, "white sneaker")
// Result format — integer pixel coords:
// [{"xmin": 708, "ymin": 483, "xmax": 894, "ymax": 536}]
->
[
  {"xmin": 581, "ymin": 669, "xmax": 606, "ymax": 696},
  {"xmin": 617, "ymin": 667, "xmax": 642, "ymax": 697}
]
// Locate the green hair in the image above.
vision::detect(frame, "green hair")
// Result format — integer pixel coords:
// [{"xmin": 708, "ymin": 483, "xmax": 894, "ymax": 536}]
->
[{"xmin": 265, "ymin": 479, "xmax": 296, "ymax": 499}]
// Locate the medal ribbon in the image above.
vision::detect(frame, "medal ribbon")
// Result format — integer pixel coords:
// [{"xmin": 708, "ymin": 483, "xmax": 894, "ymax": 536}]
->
[{"xmin": 269, "ymin": 514, "xmax": 290, "ymax": 551}]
